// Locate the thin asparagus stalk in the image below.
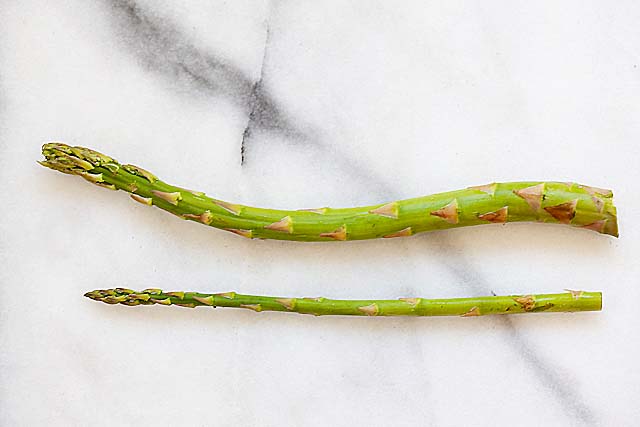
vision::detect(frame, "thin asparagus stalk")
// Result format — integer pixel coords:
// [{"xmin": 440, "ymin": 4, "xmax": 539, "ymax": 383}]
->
[
  {"xmin": 40, "ymin": 143, "xmax": 618, "ymax": 241},
  {"xmin": 85, "ymin": 288, "xmax": 601, "ymax": 317}
]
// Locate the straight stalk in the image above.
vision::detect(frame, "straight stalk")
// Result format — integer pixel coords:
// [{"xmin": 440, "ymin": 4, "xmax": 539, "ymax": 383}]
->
[{"xmin": 85, "ymin": 289, "xmax": 602, "ymax": 317}]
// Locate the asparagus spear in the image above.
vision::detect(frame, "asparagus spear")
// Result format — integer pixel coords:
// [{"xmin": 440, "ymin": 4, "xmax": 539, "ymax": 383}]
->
[
  {"xmin": 85, "ymin": 288, "xmax": 601, "ymax": 317},
  {"xmin": 40, "ymin": 143, "xmax": 618, "ymax": 241}
]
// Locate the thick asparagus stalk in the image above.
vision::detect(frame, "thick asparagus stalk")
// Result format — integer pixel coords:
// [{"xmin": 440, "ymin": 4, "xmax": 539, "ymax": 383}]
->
[
  {"xmin": 85, "ymin": 288, "xmax": 601, "ymax": 317},
  {"xmin": 40, "ymin": 143, "xmax": 618, "ymax": 241}
]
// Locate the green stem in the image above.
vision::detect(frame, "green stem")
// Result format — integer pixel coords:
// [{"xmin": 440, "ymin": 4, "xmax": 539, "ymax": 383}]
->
[
  {"xmin": 40, "ymin": 143, "xmax": 618, "ymax": 241},
  {"xmin": 85, "ymin": 288, "xmax": 602, "ymax": 317}
]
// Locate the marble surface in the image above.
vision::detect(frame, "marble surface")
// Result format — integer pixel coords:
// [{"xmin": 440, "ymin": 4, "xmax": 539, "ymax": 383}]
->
[{"xmin": 1, "ymin": 1, "xmax": 639, "ymax": 425}]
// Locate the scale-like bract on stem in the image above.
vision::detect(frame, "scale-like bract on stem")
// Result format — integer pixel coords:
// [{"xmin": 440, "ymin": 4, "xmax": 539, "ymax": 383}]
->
[
  {"xmin": 40, "ymin": 143, "xmax": 618, "ymax": 241},
  {"xmin": 85, "ymin": 288, "xmax": 602, "ymax": 317}
]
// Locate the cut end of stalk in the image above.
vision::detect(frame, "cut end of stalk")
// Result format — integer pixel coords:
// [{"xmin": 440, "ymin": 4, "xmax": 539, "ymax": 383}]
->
[
  {"xmin": 604, "ymin": 195, "xmax": 618, "ymax": 237},
  {"xmin": 605, "ymin": 214, "xmax": 619, "ymax": 238},
  {"xmin": 579, "ymin": 186, "xmax": 618, "ymax": 237}
]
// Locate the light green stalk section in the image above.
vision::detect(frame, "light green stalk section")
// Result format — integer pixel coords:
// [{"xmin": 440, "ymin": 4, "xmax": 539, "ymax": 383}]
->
[
  {"xmin": 40, "ymin": 143, "xmax": 618, "ymax": 241},
  {"xmin": 85, "ymin": 288, "xmax": 602, "ymax": 317}
]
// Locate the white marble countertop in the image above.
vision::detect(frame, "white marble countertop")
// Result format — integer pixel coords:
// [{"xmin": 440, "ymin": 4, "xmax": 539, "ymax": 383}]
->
[{"xmin": 2, "ymin": 1, "xmax": 639, "ymax": 426}]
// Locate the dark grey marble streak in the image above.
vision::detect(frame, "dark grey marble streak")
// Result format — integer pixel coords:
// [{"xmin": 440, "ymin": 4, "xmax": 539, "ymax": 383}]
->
[
  {"xmin": 241, "ymin": 22, "xmax": 305, "ymax": 164},
  {"xmin": 104, "ymin": 2, "xmax": 596, "ymax": 424},
  {"xmin": 433, "ymin": 236, "xmax": 596, "ymax": 426},
  {"xmin": 107, "ymin": 1, "xmax": 302, "ymax": 151},
  {"xmin": 108, "ymin": 0, "xmax": 249, "ymax": 102},
  {"xmin": 105, "ymin": 0, "xmax": 398, "ymax": 198}
]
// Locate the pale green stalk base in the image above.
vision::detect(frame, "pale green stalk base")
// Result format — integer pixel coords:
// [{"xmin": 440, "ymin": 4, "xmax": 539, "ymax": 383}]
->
[
  {"xmin": 85, "ymin": 289, "xmax": 602, "ymax": 317},
  {"xmin": 40, "ymin": 143, "xmax": 619, "ymax": 241}
]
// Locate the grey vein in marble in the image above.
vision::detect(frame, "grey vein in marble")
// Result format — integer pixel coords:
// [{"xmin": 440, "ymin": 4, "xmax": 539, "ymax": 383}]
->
[
  {"xmin": 107, "ymin": 0, "xmax": 298, "ymax": 137},
  {"xmin": 241, "ymin": 20, "xmax": 304, "ymax": 164},
  {"xmin": 105, "ymin": 0, "xmax": 398, "ymax": 199},
  {"xmin": 435, "ymin": 237, "xmax": 596, "ymax": 426}
]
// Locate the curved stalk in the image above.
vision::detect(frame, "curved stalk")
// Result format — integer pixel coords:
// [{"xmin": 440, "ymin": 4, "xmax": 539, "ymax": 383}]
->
[
  {"xmin": 85, "ymin": 288, "xmax": 602, "ymax": 317},
  {"xmin": 40, "ymin": 143, "xmax": 618, "ymax": 241}
]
